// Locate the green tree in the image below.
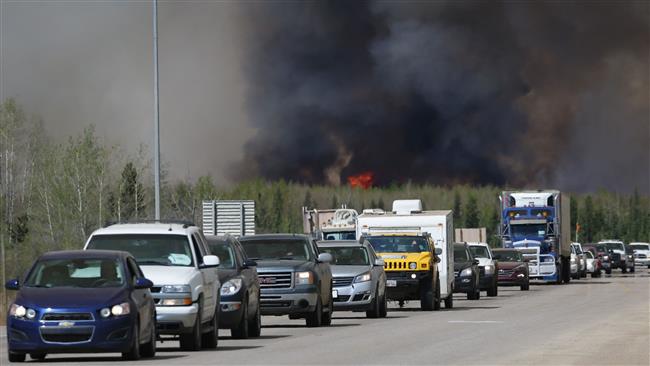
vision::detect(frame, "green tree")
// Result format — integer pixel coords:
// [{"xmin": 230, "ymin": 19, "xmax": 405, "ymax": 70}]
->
[
  {"xmin": 464, "ymin": 195, "xmax": 479, "ymax": 227},
  {"xmin": 116, "ymin": 162, "xmax": 146, "ymax": 221}
]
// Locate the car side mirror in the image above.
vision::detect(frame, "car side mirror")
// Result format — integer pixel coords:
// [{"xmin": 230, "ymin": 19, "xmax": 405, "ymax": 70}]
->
[
  {"xmin": 5, "ymin": 278, "xmax": 19, "ymax": 290},
  {"xmin": 473, "ymin": 259, "xmax": 480, "ymax": 265},
  {"xmin": 134, "ymin": 277, "xmax": 153, "ymax": 289},
  {"xmin": 202, "ymin": 255, "xmax": 220, "ymax": 268},
  {"xmin": 374, "ymin": 258, "xmax": 385, "ymax": 267},
  {"xmin": 317, "ymin": 253, "xmax": 333, "ymax": 263},
  {"xmin": 434, "ymin": 248, "xmax": 443, "ymax": 256},
  {"xmin": 242, "ymin": 259, "xmax": 257, "ymax": 268}
]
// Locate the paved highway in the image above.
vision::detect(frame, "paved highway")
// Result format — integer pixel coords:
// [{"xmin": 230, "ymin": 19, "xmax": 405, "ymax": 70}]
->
[{"xmin": 2, "ymin": 271, "xmax": 648, "ymax": 365}]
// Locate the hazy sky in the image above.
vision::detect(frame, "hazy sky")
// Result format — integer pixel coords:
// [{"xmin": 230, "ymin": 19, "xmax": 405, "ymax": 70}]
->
[{"xmin": 2, "ymin": 0, "xmax": 252, "ymax": 183}]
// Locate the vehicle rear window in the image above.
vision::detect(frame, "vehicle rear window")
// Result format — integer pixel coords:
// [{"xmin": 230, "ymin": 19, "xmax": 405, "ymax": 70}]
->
[
  {"xmin": 492, "ymin": 250, "xmax": 522, "ymax": 262},
  {"xmin": 25, "ymin": 258, "xmax": 125, "ymax": 288},
  {"xmin": 87, "ymin": 234, "xmax": 193, "ymax": 267},
  {"xmin": 454, "ymin": 246, "xmax": 469, "ymax": 262},
  {"xmin": 468, "ymin": 246, "xmax": 490, "ymax": 259},
  {"xmin": 208, "ymin": 242, "xmax": 236, "ymax": 269},
  {"xmin": 240, "ymin": 239, "xmax": 310, "ymax": 261},
  {"xmin": 319, "ymin": 247, "xmax": 369, "ymax": 265}
]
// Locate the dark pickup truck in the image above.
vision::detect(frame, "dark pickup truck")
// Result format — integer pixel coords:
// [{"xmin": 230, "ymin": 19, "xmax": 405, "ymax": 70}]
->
[{"xmin": 238, "ymin": 234, "xmax": 334, "ymax": 327}]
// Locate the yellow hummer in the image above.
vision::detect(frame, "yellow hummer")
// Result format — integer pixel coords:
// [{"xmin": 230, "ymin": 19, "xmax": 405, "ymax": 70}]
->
[{"xmin": 363, "ymin": 233, "xmax": 441, "ymax": 310}]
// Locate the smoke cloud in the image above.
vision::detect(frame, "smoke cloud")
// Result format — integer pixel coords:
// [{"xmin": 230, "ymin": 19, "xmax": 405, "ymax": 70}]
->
[{"xmin": 235, "ymin": 1, "xmax": 649, "ymax": 193}]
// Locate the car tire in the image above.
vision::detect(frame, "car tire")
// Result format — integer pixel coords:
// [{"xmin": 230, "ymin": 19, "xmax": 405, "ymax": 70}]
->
[
  {"xmin": 487, "ymin": 281, "xmax": 498, "ymax": 297},
  {"xmin": 180, "ymin": 303, "xmax": 202, "ymax": 351},
  {"xmin": 521, "ymin": 282, "xmax": 530, "ymax": 291},
  {"xmin": 29, "ymin": 353, "xmax": 46, "ymax": 361},
  {"xmin": 622, "ymin": 264, "xmax": 627, "ymax": 273},
  {"xmin": 231, "ymin": 303, "xmax": 249, "ymax": 339},
  {"xmin": 305, "ymin": 296, "xmax": 323, "ymax": 327},
  {"xmin": 141, "ymin": 318, "xmax": 157, "ymax": 358},
  {"xmin": 202, "ymin": 309, "xmax": 218, "ymax": 348},
  {"xmin": 122, "ymin": 322, "xmax": 141, "ymax": 361},
  {"xmin": 605, "ymin": 267, "xmax": 612, "ymax": 275},
  {"xmin": 629, "ymin": 265, "xmax": 635, "ymax": 273},
  {"xmin": 420, "ymin": 278, "xmax": 435, "ymax": 311},
  {"xmin": 248, "ymin": 303, "xmax": 262, "ymax": 337},
  {"xmin": 366, "ymin": 285, "xmax": 381, "ymax": 318},
  {"xmin": 8, "ymin": 352, "xmax": 26, "ymax": 363},
  {"xmin": 444, "ymin": 293, "xmax": 453, "ymax": 309},
  {"xmin": 379, "ymin": 291, "xmax": 388, "ymax": 317},
  {"xmin": 322, "ymin": 291, "xmax": 333, "ymax": 326},
  {"xmin": 433, "ymin": 275, "xmax": 441, "ymax": 311}
]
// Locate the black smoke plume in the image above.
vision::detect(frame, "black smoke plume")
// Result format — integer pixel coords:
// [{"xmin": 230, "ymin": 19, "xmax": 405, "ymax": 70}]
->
[{"xmin": 234, "ymin": 1, "xmax": 649, "ymax": 192}]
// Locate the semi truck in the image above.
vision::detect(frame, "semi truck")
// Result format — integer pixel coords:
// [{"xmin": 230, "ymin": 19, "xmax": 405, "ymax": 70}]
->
[
  {"xmin": 302, "ymin": 207, "xmax": 358, "ymax": 240},
  {"xmin": 499, "ymin": 190, "xmax": 571, "ymax": 284},
  {"xmin": 356, "ymin": 200, "xmax": 454, "ymax": 309}
]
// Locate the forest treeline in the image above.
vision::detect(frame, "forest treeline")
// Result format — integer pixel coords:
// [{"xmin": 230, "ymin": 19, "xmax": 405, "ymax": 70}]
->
[{"xmin": 2, "ymin": 98, "xmax": 649, "ymax": 305}]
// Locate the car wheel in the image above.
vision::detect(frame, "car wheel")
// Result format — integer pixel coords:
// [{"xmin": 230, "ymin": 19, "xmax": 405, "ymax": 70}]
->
[
  {"xmin": 141, "ymin": 318, "xmax": 157, "ymax": 358},
  {"xmin": 29, "ymin": 353, "xmax": 46, "ymax": 361},
  {"xmin": 322, "ymin": 290, "xmax": 333, "ymax": 326},
  {"xmin": 366, "ymin": 284, "xmax": 381, "ymax": 318},
  {"xmin": 379, "ymin": 291, "xmax": 388, "ymax": 317},
  {"xmin": 419, "ymin": 277, "xmax": 435, "ymax": 311},
  {"xmin": 444, "ymin": 293, "xmax": 453, "ymax": 309},
  {"xmin": 180, "ymin": 303, "xmax": 202, "ymax": 351},
  {"xmin": 248, "ymin": 302, "xmax": 262, "ymax": 337},
  {"xmin": 8, "ymin": 352, "xmax": 26, "ymax": 363},
  {"xmin": 122, "ymin": 322, "xmax": 141, "ymax": 361},
  {"xmin": 202, "ymin": 309, "xmax": 218, "ymax": 348},
  {"xmin": 231, "ymin": 303, "xmax": 249, "ymax": 339},
  {"xmin": 433, "ymin": 276, "xmax": 441, "ymax": 311},
  {"xmin": 521, "ymin": 282, "xmax": 530, "ymax": 291},
  {"xmin": 630, "ymin": 265, "xmax": 635, "ymax": 273},
  {"xmin": 305, "ymin": 296, "xmax": 323, "ymax": 327},
  {"xmin": 487, "ymin": 281, "xmax": 498, "ymax": 297},
  {"xmin": 621, "ymin": 264, "xmax": 627, "ymax": 273}
]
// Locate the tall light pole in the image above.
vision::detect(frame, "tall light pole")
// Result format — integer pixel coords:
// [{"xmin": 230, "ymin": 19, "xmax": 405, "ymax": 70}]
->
[{"xmin": 153, "ymin": 0, "xmax": 161, "ymax": 220}]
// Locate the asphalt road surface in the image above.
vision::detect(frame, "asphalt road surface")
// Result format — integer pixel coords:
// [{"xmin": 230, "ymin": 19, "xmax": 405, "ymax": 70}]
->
[{"xmin": 2, "ymin": 270, "xmax": 648, "ymax": 365}]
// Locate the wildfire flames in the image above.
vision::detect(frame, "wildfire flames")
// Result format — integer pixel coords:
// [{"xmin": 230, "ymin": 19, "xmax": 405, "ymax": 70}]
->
[{"xmin": 347, "ymin": 172, "xmax": 374, "ymax": 189}]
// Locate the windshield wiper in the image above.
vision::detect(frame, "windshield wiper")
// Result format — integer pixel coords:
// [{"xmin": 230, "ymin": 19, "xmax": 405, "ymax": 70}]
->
[{"xmin": 137, "ymin": 260, "xmax": 170, "ymax": 266}]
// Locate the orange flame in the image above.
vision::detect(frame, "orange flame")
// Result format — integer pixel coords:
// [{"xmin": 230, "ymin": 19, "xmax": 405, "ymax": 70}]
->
[{"xmin": 347, "ymin": 171, "xmax": 374, "ymax": 189}]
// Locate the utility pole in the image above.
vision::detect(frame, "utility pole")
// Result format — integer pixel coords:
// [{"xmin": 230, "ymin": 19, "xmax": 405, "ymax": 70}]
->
[{"xmin": 153, "ymin": 0, "xmax": 161, "ymax": 220}]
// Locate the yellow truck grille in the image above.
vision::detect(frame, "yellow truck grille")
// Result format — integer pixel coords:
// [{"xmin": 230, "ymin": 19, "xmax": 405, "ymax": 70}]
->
[{"xmin": 384, "ymin": 260, "xmax": 408, "ymax": 270}]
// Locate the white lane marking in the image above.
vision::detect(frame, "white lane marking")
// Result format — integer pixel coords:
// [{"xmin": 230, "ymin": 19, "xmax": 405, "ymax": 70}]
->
[{"xmin": 448, "ymin": 320, "xmax": 504, "ymax": 324}]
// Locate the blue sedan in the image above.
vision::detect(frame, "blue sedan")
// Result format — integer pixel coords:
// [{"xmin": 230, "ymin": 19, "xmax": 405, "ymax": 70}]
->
[{"xmin": 5, "ymin": 250, "xmax": 156, "ymax": 362}]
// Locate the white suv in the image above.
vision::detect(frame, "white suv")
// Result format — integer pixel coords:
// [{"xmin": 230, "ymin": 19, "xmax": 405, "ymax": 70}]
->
[
  {"xmin": 629, "ymin": 242, "xmax": 650, "ymax": 268},
  {"xmin": 84, "ymin": 222, "xmax": 221, "ymax": 351},
  {"xmin": 467, "ymin": 242, "xmax": 498, "ymax": 297}
]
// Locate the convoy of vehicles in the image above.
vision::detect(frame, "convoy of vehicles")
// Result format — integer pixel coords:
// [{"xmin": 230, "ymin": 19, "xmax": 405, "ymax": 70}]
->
[
  {"xmin": 316, "ymin": 240, "xmax": 387, "ymax": 318},
  {"xmin": 452, "ymin": 243, "xmax": 481, "ymax": 300},
  {"xmin": 5, "ymin": 250, "xmax": 157, "ymax": 362},
  {"xmin": 206, "ymin": 235, "xmax": 262, "ymax": 339},
  {"xmin": 237, "ymin": 234, "xmax": 334, "ymax": 327},
  {"xmin": 5, "ymin": 194, "xmax": 647, "ymax": 363},
  {"xmin": 356, "ymin": 200, "xmax": 454, "ymax": 309},
  {"xmin": 499, "ymin": 190, "xmax": 572, "ymax": 284},
  {"xmin": 84, "ymin": 222, "xmax": 221, "ymax": 351},
  {"xmin": 491, "ymin": 248, "xmax": 530, "ymax": 290},
  {"xmin": 467, "ymin": 242, "xmax": 498, "ymax": 296}
]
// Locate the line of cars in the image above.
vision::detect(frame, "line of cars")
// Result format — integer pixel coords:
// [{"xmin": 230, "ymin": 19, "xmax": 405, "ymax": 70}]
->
[{"xmin": 5, "ymin": 217, "xmax": 648, "ymax": 362}]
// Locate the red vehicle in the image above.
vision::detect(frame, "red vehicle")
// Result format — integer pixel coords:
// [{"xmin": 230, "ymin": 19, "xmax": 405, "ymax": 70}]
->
[
  {"xmin": 491, "ymin": 249, "xmax": 529, "ymax": 291},
  {"xmin": 583, "ymin": 244, "xmax": 612, "ymax": 275}
]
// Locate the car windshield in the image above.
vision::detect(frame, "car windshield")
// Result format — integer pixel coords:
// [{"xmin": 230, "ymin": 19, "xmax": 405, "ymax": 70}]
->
[
  {"xmin": 240, "ymin": 239, "xmax": 310, "ymax": 261},
  {"xmin": 492, "ymin": 250, "xmax": 522, "ymax": 262},
  {"xmin": 319, "ymin": 247, "xmax": 369, "ymax": 265},
  {"xmin": 87, "ymin": 234, "xmax": 194, "ymax": 267},
  {"xmin": 454, "ymin": 246, "xmax": 469, "ymax": 262},
  {"xmin": 604, "ymin": 243, "xmax": 625, "ymax": 252},
  {"xmin": 594, "ymin": 244, "xmax": 607, "ymax": 252},
  {"xmin": 25, "ymin": 258, "xmax": 125, "ymax": 288},
  {"xmin": 366, "ymin": 236, "xmax": 429, "ymax": 253},
  {"xmin": 573, "ymin": 245, "xmax": 583, "ymax": 254},
  {"xmin": 469, "ymin": 246, "xmax": 490, "ymax": 259},
  {"xmin": 584, "ymin": 251, "xmax": 594, "ymax": 259},
  {"xmin": 322, "ymin": 231, "xmax": 357, "ymax": 241},
  {"xmin": 630, "ymin": 244, "xmax": 650, "ymax": 251},
  {"xmin": 510, "ymin": 224, "xmax": 546, "ymax": 238},
  {"xmin": 208, "ymin": 242, "xmax": 236, "ymax": 269}
]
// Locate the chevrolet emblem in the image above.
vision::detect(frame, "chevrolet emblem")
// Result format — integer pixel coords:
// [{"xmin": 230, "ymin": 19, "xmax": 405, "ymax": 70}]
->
[{"xmin": 58, "ymin": 320, "xmax": 75, "ymax": 328}]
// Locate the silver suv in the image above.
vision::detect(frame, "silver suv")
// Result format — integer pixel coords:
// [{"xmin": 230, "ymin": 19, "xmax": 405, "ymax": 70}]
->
[
  {"xmin": 317, "ymin": 240, "xmax": 387, "ymax": 318},
  {"xmin": 84, "ymin": 222, "xmax": 221, "ymax": 351}
]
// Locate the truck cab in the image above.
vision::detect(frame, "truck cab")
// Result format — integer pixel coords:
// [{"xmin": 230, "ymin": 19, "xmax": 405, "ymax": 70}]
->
[{"xmin": 302, "ymin": 207, "xmax": 358, "ymax": 240}]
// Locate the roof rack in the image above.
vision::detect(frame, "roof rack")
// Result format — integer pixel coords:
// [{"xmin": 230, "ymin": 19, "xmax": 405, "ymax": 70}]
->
[{"xmin": 104, "ymin": 219, "xmax": 196, "ymax": 228}]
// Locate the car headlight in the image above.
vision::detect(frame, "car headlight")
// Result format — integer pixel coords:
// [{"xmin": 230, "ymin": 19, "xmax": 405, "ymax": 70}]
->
[
  {"xmin": 354, "ymin": 272, "xmax": 371, "ymax": 283},
  {"xmin": 603, "ymin": 255, "xmax": 609, "ymax": 260},
  {"xmin": 100, "ymin": 307, "xmax": 112, "ymax": 318},
  {"xmin": 460, "ymin": 268, "xmax": 473, "ymax": 277},
  {"xmin": 221, "ymin": 278, "xmax": 243, "ymax": 296},
  {"xmin": 160, "ymin": 298, "xmax": 193, "ymax": 306},
  {"xmin": 295, "ymin": 271, "xmax": 314, "ymax": 285},
  {"xmin": 484, "ymin": 265, "xmax": 495, "ymax": 275},
  {"xmin": 10, "ymin": 304, "xmax": 28, "ymax": 318},
  {"xmin": 408, "ymin": 262, "xmax": 417, "ymax": 270},
  {"xmin": 111, "ymin": 302, "xmax": 131, "ymax": 316},
  {"xmin": 161, "ymin": 285, "xmax": 191, "ymax": 293}
]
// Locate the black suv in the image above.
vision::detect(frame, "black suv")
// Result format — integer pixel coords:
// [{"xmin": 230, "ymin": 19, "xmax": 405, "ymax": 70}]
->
[
  {"xmin": 206, "ymin": 235, "xmax": 262, "ymax": 339},
  {"xmin": 453, "ymin": 243, "xmax": 480, "ymax": 300},
  {"xmin": 238, "ymin": 234, "xmax": 334, "ymax": 327}
]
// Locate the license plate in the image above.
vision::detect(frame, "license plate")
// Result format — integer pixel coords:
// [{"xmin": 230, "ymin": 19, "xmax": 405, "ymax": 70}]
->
[
  {"xmin": 332, "ymin": 290, "xmax": 338, "ymax": 299},
  {"xmin": 386, "ymin": 280, "xmax": 397, "ymax": 287}
]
